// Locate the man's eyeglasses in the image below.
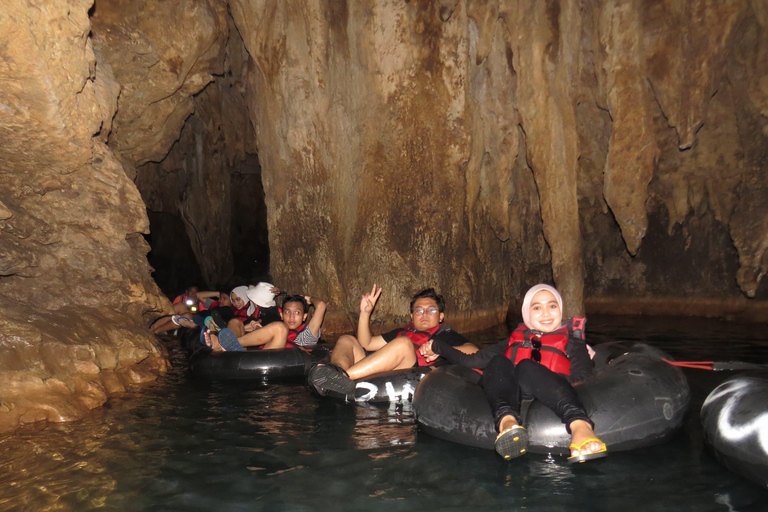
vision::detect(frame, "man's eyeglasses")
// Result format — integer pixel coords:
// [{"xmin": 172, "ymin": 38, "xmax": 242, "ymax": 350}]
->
[
  {"xmin": 531, "ymin": 336, "xmax": 542, "ymax": 363},
  {"xmin": 413, "ymin": 307, "xmax": 439, "ymax": 316}
]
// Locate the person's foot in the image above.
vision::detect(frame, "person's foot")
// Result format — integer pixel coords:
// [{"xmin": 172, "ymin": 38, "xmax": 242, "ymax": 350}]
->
[
  {"xmin": 567, "ymin": 420, "xmax": 607, "ymax": 464},
  {"xmin": 175, "ymin": 316, "xmax": 197, "ymax": 329},
  {"xmin": 203, "ymin": 329, "xmax": 224, "ymax": 352},
  {"xmin": 494, "ymin": 425, "xmax": 528, "ymax": 460},
  {"xmin": 308, "ymin": 363, "xmax": 356, "ymax": 400},
  {"xmin": 202, "ymin": 329, "xmax": 245, "ymax": 352}
]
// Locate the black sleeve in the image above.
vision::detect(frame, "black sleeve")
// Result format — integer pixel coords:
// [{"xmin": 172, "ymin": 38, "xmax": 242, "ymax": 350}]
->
[
  {"xmin": 258, "ymin": 306, "xmax": 282, "ymax": 326},
  {"xmin": 431, "ymin": 337, "xmax": 509, "ymax": 370},
  {"xmin": 381, "ymin": 328, "xmax": 403, "ymax": 343},
  {"xmin": 434, "ymin": 328, "xmax": 472, "ymax": 347},
  {"xmin": 566, "ymin": 339, "xmax": 594, "ymax": 383}
]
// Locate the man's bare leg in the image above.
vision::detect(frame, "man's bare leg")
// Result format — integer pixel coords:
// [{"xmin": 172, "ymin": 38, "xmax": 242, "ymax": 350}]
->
[
  {"xmin": 345, "ymin": 337, "xmax": 418, "ymax": 380},
  {"xmin": 238, "ymin": 322, "xmax": 289, "ymax": 350},
  {"xmin": 228, "ymin": 319, "xmax": 246, "ymax": 337},
  {"xmin": 151, "ymin": 309, "xmax": 193, "ymax": 334},
  {"xmin": 309, "ymin": 337, "xmax": 418, "ymax": 398},
  {"xmin": 330, "ymin": 335, "xmax": 368, "ymax": 370},
  {"xmin": 151, "ymin": 316, "xmax": 175, "ymax": 334}
]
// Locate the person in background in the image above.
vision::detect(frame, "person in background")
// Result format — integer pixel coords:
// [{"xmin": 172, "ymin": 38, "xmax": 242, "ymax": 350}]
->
[
  {"xmin": 225, "ymin": 282, "xmax": 282, "ymax": 336},
  {"xmin": 202, "ymin": 291, "xmax": 327, "ymax": 352},
  {"xmin": 150, "ymin": 286, "xmax": 220, "ymax": 334}
]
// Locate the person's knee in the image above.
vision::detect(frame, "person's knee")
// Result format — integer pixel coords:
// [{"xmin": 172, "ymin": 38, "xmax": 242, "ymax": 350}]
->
[
  {"xmin": 516, "ymin": 358, "xmax": 538, "ymax": 372},
  {"xmin": 390, "ymin": 337, "xmax": 418, "ymax": 364},
  {"xmin": 272, "ymin": 321, "xmax": 289, "ymax": 338},
  {"xmin": 334, "ymin": 334, "xmax": 360, "ymax": 352},
  {"xmin": 390, "ymin": 337, "xmax": 413, "ymax": 352}
]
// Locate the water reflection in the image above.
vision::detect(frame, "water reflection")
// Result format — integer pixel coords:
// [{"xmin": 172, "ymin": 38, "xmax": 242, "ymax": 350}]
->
[{"xmin": 0, "ymin": 317, "xmax": 766, "ymax": 511}]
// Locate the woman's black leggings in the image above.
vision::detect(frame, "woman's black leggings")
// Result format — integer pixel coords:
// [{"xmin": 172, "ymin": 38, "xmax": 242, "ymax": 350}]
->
[{"xmin": 481, "ymin": 355, "xmax": 592, "ymax": 433}]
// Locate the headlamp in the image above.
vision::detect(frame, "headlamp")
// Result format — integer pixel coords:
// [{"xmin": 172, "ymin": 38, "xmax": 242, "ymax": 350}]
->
[{"xmin": 185, "ymin": 298, "xmax": 198, "ymax": 313}]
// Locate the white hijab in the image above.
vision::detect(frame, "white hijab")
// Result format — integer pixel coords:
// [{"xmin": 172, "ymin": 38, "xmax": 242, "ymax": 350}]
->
[
  {"xmin": 230, "ymin": 285, "xmax": 256, "ymax": 316},
  {"xmin": 521, "ymin": 284, "xmax": 563, "ymax": 330}
]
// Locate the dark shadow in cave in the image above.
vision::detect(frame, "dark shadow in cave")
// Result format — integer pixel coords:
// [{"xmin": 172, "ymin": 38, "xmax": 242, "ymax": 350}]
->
[
  {"xmin": 137, "ymin": 12, "xmax": 271, "ymax": 300},
  {"xmin": 144, "ymin": 211, "xmax": 206, "ymax": 297},
  {"xmin": 229, "ymin": 152, "xmax": 271, "ymax": 288},
  {"xmin": 143, "ymin": 152, "xmax": 271, "ymax": 299}
]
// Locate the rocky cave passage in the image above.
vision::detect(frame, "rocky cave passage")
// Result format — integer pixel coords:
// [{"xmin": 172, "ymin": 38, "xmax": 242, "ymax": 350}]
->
[{"xmin": 0, "ymin": 0, "xmax": 767, "ymax": 432}]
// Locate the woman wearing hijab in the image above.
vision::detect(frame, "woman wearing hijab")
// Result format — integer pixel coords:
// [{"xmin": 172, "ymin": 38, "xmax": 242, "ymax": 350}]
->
[{"xmin": 420, "ymin": 284, "xmax": 606, "ymax": 463}]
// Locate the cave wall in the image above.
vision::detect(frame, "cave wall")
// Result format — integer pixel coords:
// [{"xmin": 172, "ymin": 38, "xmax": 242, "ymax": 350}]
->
[
  {"xmin": 89, "ymin": 0, "xmax": 768, "ymax": 328},
  {"xmin": 229, "ymin": 0, "xmax": 552, "ymax": 330},
  {"xmin": 0, "ymin": 0, "xmax": 169, "ymax": 433},
  {"xmin": 91, "ymin": 0, "xmax": 242, "ymax": 289},
  {"xmin": 223, "ymin": 0, "xmax": 768, "ymax": 329}
]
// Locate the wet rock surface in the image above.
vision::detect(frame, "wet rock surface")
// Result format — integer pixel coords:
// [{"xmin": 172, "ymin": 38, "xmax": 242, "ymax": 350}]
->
[{"xmin": 0, "ymin": 0, "xmax": 169, "ymax": 433}]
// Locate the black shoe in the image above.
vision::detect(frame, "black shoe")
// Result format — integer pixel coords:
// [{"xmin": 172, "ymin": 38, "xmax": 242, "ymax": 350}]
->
[{"xmin": 308, "ymin": 363, "xmax": 355, "ymax": 400}]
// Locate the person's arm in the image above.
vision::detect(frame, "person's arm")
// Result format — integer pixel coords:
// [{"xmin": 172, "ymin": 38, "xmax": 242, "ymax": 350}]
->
[
  {"xmin": 428, "ymin": 336, "xmax": 507, "ymax": 369},
  {"xmin": 197, "ymin": 291, "xmax": 221, "ymax": 300},
  {"xmin": 442, "ymin": 330, "xmax": 479, "ymax": 354},
  {"xmin": 305, "ymin": 296, "xmax": 327, "ymax": 337},
  {"xmin": 357, "ymin": 284, "xmax": 387, "ymax": 351},
  {"xmin": 421, "ymin": 330, "xmax": 478, "ymax": 363},
  {"xmin": 566, "ymin": 340, "xmax": 594, "ymax": 383}
]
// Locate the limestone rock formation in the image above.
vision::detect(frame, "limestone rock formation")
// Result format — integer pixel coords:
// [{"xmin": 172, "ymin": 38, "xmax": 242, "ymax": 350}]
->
[
  {"xmin": 226, "ymin": 0, "xmax": 767, "ymax": 325},
  {"xmin": 0, "ymin": 0, "xmax": 168, "ymax": 433},
  {"xmin": 91, "ymin": 0, "xmax": 229, "ymax": 168}
]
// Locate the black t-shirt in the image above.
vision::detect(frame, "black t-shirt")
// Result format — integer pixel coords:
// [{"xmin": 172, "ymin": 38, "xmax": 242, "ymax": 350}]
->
[{"xmin": 256, "ymin": 306, "xmax": 282, "ymax": 326}]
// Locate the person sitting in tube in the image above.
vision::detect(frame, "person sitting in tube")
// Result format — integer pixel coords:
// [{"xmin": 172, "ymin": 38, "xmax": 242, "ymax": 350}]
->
[
  {"xmin": 419, "ymin": 283, "xmax": 607, "ymax": 464},
  {"xmin": 203, "ymin": 290, "xmax": 328, "ymax": 352},
  {"xmin": 188, "ymin": 292, "xmax": 236, "ymax": 333},
  {"xmin": 307, "ymin": 284, "xmax": 477, "ymax": 400},
  {"xmin": 226, "ymin": 282, "xmax": 283, "ymax": 336},
  {"xmin": 278, "ymin": 294, "xmax": 327, "ymax": 348},
  {"xmin": 150, "ymin": 285, "xmax": 221, "ymax": 334},
  {"xmin": 206, "ymin": 291, "xmax": 232, "ymax": 310}
]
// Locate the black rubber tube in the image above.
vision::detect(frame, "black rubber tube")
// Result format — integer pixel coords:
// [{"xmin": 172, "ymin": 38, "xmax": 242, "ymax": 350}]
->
[
  {"xmin": 701, "ymin": 371, "xmax": 768, "ymax": 490},
  {"xmin": 413, "ymin": 342, "xmax": 690, "ymax": 454},
  {"xmin": 351, "ymin": 367, "xmax": 433, "ymax": 403},
  {"xmin": 189, "ymin": 346, "xmax": 329, "ymax": 382}
]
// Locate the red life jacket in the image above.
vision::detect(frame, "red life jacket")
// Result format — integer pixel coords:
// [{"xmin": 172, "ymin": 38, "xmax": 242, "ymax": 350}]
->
[
  {"xmin": 397, "ymin": 324, "xmax": 442, "ymax": 367},
  {"xmin": 503, "ymin": 317, "xmax": 586, "ymax": 376},
  {"xmin": 233, "ymin": 306, "xmax": 250, "ymax": 322},
  {"xmin": 285, "ymin": 323, "xmax": 307, "ymax": 349}
]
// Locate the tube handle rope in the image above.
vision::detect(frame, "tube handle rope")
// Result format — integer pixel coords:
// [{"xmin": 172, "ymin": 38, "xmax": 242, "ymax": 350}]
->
[{"xmin": 662, "ymin": 359, "xmax": 767, "ymax": 371}]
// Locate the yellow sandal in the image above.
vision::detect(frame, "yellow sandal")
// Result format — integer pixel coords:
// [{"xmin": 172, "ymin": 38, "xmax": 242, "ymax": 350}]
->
[{"xmin": 567, "ymin": 437, "xmax": 608, "ymax": 464}]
